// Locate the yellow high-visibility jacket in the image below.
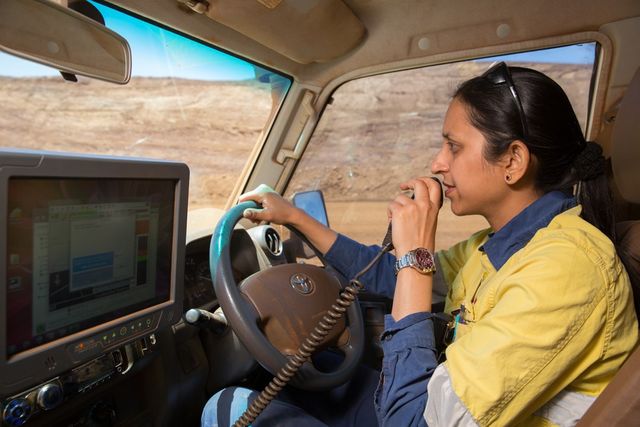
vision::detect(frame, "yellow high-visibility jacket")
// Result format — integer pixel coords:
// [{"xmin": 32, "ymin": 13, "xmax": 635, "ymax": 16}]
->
[{"xmin": 438, "ymin": 205, "xmax": 638, "ymax": 426}]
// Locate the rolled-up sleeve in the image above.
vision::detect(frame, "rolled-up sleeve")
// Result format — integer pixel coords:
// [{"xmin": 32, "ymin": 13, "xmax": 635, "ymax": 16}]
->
[{"xmin": 375, "ymin": 312, "xmax": 439, "ymax": 426}]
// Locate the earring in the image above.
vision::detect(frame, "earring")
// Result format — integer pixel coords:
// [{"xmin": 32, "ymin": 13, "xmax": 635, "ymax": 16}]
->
[{"xmin": 505, "ymin": 174, "xmax": 512, "ymax": 182}]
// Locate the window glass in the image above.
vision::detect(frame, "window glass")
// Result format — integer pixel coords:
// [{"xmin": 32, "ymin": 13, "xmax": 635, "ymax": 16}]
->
[
  {"xmin": 286, "ymin": 44, "xmax": 596, "ymax": 250},
  {"xmin": 0, "ymin": 0, "xmax": 291, "ymax": 211}
]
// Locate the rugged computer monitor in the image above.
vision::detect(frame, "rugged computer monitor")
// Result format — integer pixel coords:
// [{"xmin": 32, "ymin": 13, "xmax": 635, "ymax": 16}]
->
[{"xmin": 0, "ymin": 149, "xmax": 188, "ymax": 398}]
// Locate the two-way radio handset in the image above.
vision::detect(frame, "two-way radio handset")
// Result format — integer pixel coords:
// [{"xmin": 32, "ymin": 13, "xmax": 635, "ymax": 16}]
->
[{"xmin": 381, "ymin": 176, "xmax": 444, "ymax": 252}]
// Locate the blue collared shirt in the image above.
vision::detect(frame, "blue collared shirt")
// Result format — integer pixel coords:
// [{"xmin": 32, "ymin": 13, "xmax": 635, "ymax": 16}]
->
[
  {"xmin": 480, "ymin": 191, "xmax": 577, "ymax": 270},
  {"xmin": 324, "ymin": 191, "xmax": 577, "ymax": 426}
]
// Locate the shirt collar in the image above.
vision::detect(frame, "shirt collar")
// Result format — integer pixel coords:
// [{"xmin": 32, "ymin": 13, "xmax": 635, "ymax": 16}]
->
[{"xmin": 480, "ymin": 190, "xmax": 577, "ymax": 270}]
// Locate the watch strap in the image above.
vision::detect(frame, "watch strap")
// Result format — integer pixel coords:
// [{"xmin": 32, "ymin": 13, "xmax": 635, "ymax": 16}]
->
[{"xmin": 394, "ymin": 247, "xmax": 436, "ymax": 275}]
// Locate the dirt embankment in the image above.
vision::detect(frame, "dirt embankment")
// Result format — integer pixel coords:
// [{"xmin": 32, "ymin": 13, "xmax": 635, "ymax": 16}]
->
[
  {"xmin": 289, "ymin": 61, "xmax": 591, "ymax": 202},
  {"xmin": 0, "ymin": 77, "xmax": 273, "ymax": 208},
  {"xmin": 1, "ymin": 62, "xmax": 591, "ymax": 248}
]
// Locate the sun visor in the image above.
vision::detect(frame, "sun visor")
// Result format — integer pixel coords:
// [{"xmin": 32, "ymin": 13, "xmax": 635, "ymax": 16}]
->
[
  {"xmin": 612, "ymin": 68, "xmax": 640, "ymax": 204},
  {"xmin": 202, "ymin": 0, "xmax": 365, "ymax": 64}
]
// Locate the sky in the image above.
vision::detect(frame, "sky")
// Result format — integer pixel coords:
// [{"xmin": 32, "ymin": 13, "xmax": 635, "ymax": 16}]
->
[
  {"xmin": 480, "ymin": 43, "xmax": 596, "ymax": 64},
  {"xmin": 0, "ymin": 1, "xmax": 596, "ymax": 79},
  {"xmin": 0, "ymin": 1, "xmax": 264, "ymax": 81}
]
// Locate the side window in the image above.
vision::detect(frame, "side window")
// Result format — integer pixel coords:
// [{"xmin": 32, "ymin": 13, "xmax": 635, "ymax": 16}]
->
[{"xmin": 285, "ymin": 44, "xmax": 596, "ymax": 250}]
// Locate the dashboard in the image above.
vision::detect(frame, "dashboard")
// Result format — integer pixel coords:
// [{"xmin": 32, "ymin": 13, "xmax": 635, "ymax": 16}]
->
[{"xmin": 0, "ymin": 150, "xmax": 190, "ymax": 427}]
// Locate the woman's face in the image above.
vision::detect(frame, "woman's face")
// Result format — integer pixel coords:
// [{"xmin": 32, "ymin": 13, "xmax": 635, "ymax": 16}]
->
[{"xmin": 431, "ymin": 98, "xmax": 508, "ymax": 217}]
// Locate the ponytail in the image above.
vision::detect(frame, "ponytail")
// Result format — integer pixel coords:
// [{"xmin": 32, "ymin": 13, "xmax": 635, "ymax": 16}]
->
[{"xmin": 573, "ymin": 142, "xmax": 615, "ymax": 241}]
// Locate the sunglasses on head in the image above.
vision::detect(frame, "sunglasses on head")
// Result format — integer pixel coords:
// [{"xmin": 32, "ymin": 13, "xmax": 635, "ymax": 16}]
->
[{"xmin": 481, "ymin": 62, "xmax": 529, "ymax": 141}]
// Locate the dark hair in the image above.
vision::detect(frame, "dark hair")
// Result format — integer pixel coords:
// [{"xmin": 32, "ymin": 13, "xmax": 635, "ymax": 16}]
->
[
  {"xmin": 454, "ymin": 65, "xmax": 615, "ymax": 240},
  {"xmin": 455, "ymin": 65, "xmax": 640, "ymax": 313}
]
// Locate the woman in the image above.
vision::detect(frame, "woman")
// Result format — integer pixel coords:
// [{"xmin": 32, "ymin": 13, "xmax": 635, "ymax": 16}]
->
[{"xmin": 202, "ymin": 62, "xmax": 638, "ymax": 426}]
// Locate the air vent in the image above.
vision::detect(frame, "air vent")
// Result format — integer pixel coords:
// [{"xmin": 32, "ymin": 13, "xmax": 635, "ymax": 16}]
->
[
  {"xmin": 247, "ymin": 225, "xmax": 284, "ymax": 257},
  {"xmin": 264, "ymin": 227, "xmax": 282, "ymax": 256}
]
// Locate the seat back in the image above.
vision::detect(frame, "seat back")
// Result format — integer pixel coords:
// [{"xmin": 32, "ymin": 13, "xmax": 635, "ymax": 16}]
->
[
  {"xmin": 577, "ymin": 68, "xmax": 640, "ymax": 426},
  {"xmin": 618, "ymin": 221, "xmax": 640, "ymax": 313},
  {"xmin": 611, "ymin": 68, "xmax": 640, "ymax": 205},
  {"xmin": 577, "ymin": 222, "xmax": 640, "ymax": 425}
]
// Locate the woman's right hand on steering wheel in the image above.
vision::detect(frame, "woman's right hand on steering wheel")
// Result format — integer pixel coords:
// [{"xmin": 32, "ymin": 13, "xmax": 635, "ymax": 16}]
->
[
  {"xmin": 238, "ymin": 184, "xmax": 300, "ymax": 225},
  {"xmin": 239, "ymin": 184, "xmax": 338, "ymax": 254}
]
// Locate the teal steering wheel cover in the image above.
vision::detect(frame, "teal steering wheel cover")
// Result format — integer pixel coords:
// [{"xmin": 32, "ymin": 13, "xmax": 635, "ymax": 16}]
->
[
  {"xmin": 208, "ymin": 199, "xmax": 365, "ymax": 390},
  {"xmin": 209, "ymin": 201, "xmax": 259, "ymax": 281}
]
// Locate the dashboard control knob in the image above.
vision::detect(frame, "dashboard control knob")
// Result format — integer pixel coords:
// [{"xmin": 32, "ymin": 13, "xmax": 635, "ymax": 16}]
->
[
  {"xmin": 36, "ymin": 382, "xmax": 64, "ymax": 410},
  {"xmin": 184, "ymin": 308, "xmax": 227, "ymax": 333},
  {"xmin": 2, "ymin": 398, "xmax": 32, "ymax": 426}
]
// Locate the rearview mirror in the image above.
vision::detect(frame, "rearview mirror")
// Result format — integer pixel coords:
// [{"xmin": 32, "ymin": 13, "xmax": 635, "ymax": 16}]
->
[{"xmin": 0, "ymin": 0, "xmax": 131, "ymax": 84}]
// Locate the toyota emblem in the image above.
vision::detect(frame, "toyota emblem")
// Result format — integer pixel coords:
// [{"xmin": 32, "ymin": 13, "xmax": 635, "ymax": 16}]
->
[{"xmin": 290, "ymin": 273, "xmax": 314, "ymax": 294}]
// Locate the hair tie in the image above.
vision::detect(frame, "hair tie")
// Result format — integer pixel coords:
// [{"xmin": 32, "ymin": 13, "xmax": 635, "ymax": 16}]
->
[{"xmin": 574, "ymin": 141, "xmax": 605, "ymax": 181}]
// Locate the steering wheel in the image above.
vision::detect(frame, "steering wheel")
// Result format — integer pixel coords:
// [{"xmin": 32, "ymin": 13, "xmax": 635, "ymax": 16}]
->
[{"xmin": 210, "ymin": 201, "xmax": 365, "ymax": 391}]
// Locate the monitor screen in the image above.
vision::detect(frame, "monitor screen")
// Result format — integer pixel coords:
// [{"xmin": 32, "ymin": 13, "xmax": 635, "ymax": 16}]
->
[{"xmin": 6, "ymin": 178, "xmax": 175, "ymax": 358}]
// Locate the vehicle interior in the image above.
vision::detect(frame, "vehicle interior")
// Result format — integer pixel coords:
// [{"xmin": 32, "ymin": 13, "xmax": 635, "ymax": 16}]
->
[{"xmin": 1, "ymin": 0, "xmax": 639, "ymax": 426}]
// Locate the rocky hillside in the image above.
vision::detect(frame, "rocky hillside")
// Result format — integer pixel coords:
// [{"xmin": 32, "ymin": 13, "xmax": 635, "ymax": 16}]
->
[{"xmin": 1, "ymin": 62, "xmax": 591, "ymax": 210}]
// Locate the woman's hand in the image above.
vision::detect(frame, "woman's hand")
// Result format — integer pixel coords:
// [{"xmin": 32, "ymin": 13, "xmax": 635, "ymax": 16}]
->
[
  {"xmin": 388, "ymin": 177, "xmax": 442, "ymax": 320},
  {"xmin": 239, "ymin": 184, "xmax": 338, "ymax": 254},
  {"xmin": 238, "ymin": 184, "xmax": 299, "ymax": 225},
  {"xmin": 387, "ymin": 177, "xmax": 443, "ymax": 256}
]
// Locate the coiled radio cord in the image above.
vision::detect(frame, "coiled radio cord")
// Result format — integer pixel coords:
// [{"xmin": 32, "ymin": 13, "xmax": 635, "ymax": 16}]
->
[{"xmin": 233, "ymin": 242, "xmax": 392, "ymax": 427}]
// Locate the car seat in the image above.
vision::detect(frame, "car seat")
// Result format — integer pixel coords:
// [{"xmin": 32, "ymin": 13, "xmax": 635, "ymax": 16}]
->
[{"xmin": 577, "ymin": 67, "xmax": 640, "ymax": 425}]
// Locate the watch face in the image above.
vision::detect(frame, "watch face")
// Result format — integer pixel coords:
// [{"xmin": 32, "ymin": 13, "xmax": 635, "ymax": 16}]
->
[{"xmin": 414, "ymin": 248, "xmax": 435, "ymax": 272}]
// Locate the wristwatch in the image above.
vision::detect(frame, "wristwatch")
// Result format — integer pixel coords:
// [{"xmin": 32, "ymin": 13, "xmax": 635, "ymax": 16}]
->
[{"xmin": 394, "ymin": 247, "xmax": 436, "ymax": 275}]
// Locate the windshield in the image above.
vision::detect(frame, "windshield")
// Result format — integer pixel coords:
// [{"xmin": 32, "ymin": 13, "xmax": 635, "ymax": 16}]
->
[{"xmin": 0, "ymin": 0, "xmax": 291, "ymax": 211}]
